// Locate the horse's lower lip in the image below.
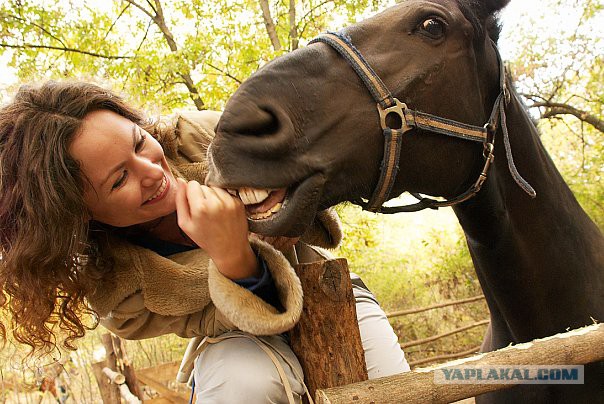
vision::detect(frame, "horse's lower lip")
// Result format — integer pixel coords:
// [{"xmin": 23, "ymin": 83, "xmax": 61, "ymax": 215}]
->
[{"xmin": 246, "ymin": 173, "xmax": 326, "ymax": 237}]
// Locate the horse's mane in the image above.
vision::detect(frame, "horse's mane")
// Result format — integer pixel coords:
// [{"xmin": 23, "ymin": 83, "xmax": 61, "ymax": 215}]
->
[{"xmin": 456, "ymin": 0, "xmax": 504, "ymax": 44}]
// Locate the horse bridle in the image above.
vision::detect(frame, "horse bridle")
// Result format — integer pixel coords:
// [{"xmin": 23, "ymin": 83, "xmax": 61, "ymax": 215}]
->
[{"xmin": 309, "ymin": 32, "xmax": 535, "ymax": 213}]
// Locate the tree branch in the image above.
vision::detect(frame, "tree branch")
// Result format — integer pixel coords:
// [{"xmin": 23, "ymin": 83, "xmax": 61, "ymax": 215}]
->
[
  {"xmin": 289, "ymin": 0, "xmax": 298, "ymax": 50},
  {"xmin": 528, "ymin": 100, "xmax": 604, "ymax": 134},
  {"xmin": 102, "ymin": 4, "xmax": 131, "ymax": 42},
  {"xmin": 135, "ymin": 20, "xmax": 153, "ymax": 52},
  {"xmin": 0, "ymin": 43, "xmax": 132, "ymax": 59},
  {"xmin": 298, "ymin": 0, "xmax": 334, "ymax": 37},
  {"xmin": 298, "ymin": 0, "xmax": 335, "ymax": 39},
  {"xmin": 145, "ymin": 0, "xmax": 158, "ymax": 15},
  {"xmin": 258, "ymin": 0, "xmax": 282, "ymax": 51},
  {"xmin": 1, "ymin": 13, "xmax": 68, "ymax": 48},
  {"xmin": 122, "ymin": 0, "xmax": 156, "ymax": 22},
  {"xmin": 125, "ymin": 0, "xmax": 204, "ymax": 110},
  {"xmin": 206, "ymin": 62, "xmax": 242, "ymax": 84}
]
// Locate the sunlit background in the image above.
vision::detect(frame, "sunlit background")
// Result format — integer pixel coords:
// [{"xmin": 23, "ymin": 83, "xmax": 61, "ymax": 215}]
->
[{"xmin": 0, "ymin": 0, "xmax": 601, "ymax": 401}]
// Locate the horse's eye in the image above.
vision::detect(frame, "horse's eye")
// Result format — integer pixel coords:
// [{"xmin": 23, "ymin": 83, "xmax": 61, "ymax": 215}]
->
[{"xmin": 420, "ymin": 18, "xmax": 446, "ymax": 39}]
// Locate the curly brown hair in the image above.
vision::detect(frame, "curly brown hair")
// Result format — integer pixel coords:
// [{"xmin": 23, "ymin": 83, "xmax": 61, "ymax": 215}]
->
[{"xmin": 0, "ymin": 81, "xmax": 161, "ymax": 356}]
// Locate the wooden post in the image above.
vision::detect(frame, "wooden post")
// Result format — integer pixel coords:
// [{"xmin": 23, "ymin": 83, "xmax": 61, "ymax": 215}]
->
[
  {"xmin": 91, "ymin": 361, "xmax": 120, "ymax": 403},
  {"xmin": 111, "ymin": 334, "xmax": 144, "ymax": 400},
  {"xmin": 315, "ymin": 323, "xmax": 604, "ymax": 403},
  {"xmin": 290, "ymin": 258, "xmax": 368, "ymax": 400},
  {"xmin": 92, "ymin": 333, "xmax": 144, "ymax": 403}
]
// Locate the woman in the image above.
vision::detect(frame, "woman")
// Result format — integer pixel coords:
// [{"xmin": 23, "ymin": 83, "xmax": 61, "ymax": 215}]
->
[{"xmin": 0, "ymin": 81, "xmax": 409, "ymax": 403}]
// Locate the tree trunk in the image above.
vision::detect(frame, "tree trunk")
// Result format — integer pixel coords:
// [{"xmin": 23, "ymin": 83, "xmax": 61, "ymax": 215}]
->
[
  {"xmin": 258, "ymin": 0, "xmax": 282, "ymax": 51},
  {"xmin": 289, "ymin": 0, "xmax": 298, "ymax": 50},
  {"xmin": 290, "ymin": 258, "xmax": 368, "ymax": 400}
]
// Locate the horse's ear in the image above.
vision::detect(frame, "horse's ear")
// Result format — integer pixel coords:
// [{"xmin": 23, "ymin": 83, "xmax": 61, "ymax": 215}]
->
[{"xmin": 476, "ymin": 0, "xmax": 511, "ymax": 19}]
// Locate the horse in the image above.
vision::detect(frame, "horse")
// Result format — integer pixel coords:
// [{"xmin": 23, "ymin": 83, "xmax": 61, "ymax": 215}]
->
[{"xmin": 206, "ymin": 0, "xmax": 604, "ymax": 402}]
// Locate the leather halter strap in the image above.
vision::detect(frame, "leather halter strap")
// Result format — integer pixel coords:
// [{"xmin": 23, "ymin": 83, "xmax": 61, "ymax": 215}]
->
[{"xmin": 309, "ymin": 32, "xmax": 535, "ymax": 213}]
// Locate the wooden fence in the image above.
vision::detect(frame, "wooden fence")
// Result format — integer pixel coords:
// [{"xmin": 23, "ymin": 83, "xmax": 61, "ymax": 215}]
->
[
  {"xmin": 90, "ymin": 292, "xmax": 601, "ymax": 404},
  {"xmin": 315, "ymin": 323, "xmax": 604, "ymax": 403},
  {"xmin": 386, "ymin": 294, "xmax": 489, "ymax": 367},
  {"xmin": 88, "ymin": 294, "xmax": 490, "ymax": 402}
]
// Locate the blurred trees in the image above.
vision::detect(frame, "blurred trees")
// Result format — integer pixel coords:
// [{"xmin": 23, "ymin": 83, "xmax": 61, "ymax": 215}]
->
[
  {"xmin": 506, "ymin": 0, "xmax": 603, "ymax": 133},
  {"xmin": 0, "ymin": 0, "xmax": 601, "ymax": 390},
  {"xmin": 0, "ymin": 0, "xmax": 388, "ymax": 110},
  {"xmin": 504, "ymin": 0, "xmax": 603, "ymax": 225}
]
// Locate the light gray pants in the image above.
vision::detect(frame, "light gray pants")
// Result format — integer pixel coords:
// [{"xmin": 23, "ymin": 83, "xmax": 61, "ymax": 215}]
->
[{"xmin": 193, "ymin": 284, "xmax": 410, "ymax": 403}]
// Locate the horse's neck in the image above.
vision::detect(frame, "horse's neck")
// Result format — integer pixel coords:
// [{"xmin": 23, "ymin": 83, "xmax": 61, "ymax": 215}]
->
[{"xmin": 453, "ymin": 94, "xmax": 604, "ymax": 343}]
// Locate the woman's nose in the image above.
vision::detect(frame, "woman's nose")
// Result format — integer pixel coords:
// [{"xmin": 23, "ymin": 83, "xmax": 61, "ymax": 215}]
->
[{"xmin": 137, "ymin": 157, "xmax": 164, "ymax": 187}]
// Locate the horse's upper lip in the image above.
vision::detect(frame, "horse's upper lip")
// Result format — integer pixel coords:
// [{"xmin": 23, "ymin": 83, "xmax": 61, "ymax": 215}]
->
[
  {"xmin": 239, "ymin": 174, "xmax": 325, "ymax": 236},
  {"xmin": 231, "ymin": 187, "xmax": 288, "ymax": 220}
]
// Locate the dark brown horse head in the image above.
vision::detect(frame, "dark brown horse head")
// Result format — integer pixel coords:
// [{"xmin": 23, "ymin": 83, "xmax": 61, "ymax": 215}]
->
[{"xmin": 207, "ymin": 0, "xmax": 510, "ymax": 236}]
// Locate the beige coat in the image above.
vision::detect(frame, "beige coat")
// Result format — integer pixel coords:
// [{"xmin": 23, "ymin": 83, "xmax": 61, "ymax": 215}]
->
[{"xmin": 86, "ymin": 111, "xmax": 341, "ymax": 340}]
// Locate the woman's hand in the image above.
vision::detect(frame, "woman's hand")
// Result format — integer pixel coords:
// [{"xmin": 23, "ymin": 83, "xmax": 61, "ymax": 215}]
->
[{"xmin": 175, "ymin": 178, "xmax": 259, "ymax": 280}]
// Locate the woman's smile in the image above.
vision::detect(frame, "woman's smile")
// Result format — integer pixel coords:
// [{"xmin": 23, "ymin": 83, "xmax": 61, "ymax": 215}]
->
[{"xmin": 144, "ymin": 175, "xmax": 170, "ymax": 205}]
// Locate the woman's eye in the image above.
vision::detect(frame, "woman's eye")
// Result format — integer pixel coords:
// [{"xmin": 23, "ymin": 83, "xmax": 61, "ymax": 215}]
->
[
  {"xmin": 420, "ymin": 18, "xmax": 446, "ymax": 39},
  {"xmin": 135, "ymin": 133, "xmax": 146, "ymax": 152},
  {"xmin": 112, "ymin": 170, "xmax": 128, "ymax": 190}
]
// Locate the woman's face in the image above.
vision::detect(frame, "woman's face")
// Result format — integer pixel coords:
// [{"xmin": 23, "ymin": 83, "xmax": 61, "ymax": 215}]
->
[{"xmin": 69, "ymin": 109, "xmax": 178, "ymax": 227}]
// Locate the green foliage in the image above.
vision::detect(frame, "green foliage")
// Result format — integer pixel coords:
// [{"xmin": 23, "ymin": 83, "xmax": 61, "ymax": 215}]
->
[
  {"xmin": 505, "ymin": 0, "xmax": 603, "ymax": 227},
  {"xmin": 0, "ymin": 0, "xmax": 392, "ymax": 111},
  {"xmin": 335, "ymin": 203, "xmax": 488, "ymax": 365},
  {"xmin": 0, "ymin": 0, "xmax": 601, "ymax": 386}
]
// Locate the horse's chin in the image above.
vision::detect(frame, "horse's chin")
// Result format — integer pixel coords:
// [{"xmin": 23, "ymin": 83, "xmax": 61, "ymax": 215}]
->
[{"xmin": 247, "ymin": 173, "xmax": 326, "ymax": 237}]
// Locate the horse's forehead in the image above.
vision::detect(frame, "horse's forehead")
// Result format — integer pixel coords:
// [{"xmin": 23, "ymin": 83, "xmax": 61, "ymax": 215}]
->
[{"xmin": 360, "ymin": 0, "xmax": 471, "ymax": 30}]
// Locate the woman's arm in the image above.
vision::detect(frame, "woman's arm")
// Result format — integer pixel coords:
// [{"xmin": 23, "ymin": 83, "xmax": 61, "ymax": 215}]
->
[
  {"xmin": 99, "ymin": 236, "xmax": 303, "ymax": 339},
  {"xmin": 175, "ymin": 178, "xmax": 260, "ymax": 279},
  {"xmin": 100, "ymin": 291, "xmax": 235, "ymax": 339}
]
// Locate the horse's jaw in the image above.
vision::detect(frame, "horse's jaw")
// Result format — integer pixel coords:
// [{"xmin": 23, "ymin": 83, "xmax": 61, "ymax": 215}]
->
[{"xmin": 206, "ymin": 164, "xmax": 328, "ymax": 236}]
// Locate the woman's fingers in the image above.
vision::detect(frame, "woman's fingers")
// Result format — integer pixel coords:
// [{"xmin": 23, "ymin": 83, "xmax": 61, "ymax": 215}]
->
[
  {"xmin": 176, "ymin": 180, "xmax": 248, "ymax": 236},
  {"xmin": 185, "ymin": 182, "xmax": 222, "ymax": 217},
  {"xmin": 175, "ymin": 178, "xmax": 191, "ymax": 227},
  {"xmin": 211, "ymin": 186, "xmax": 239, "ymax": 206}
]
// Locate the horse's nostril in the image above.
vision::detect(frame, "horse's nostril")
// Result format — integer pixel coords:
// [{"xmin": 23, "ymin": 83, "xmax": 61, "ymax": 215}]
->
[
  {"xmin": 254, "ymin": 108, "xmax": 280, "ymax": 136},
  {"xmin": 227, "ymin": 107, "xmax": 280, "ymax": 137}
]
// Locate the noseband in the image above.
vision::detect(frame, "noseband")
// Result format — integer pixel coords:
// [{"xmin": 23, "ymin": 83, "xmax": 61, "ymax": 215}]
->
[{"xmin": 309, "ymin": 32, "xmax": 535, "ymax": 213}]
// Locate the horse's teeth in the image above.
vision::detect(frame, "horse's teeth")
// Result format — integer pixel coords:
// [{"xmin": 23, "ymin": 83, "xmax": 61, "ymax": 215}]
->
[
  {"xmin": 239, "ymin": 187, "xmax": 270, "ymax": 205},
  {"xmin": 227, "ymin": 189, "xmax": 238, "ymax": 196},
  {"xmin": 270, "ymin": 202, "xmax": 282, "ymax": 213},
  {"xmin": 250, "ymin": 211, "xmax": 274, "ymax": 220}
]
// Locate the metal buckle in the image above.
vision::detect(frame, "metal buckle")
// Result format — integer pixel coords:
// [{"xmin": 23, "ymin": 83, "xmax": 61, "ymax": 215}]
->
[
  {"xmin": 378, "ymin": 98, "xmax": 412, "ymax": 132},
  {"xmin": 483, "ymin": 141, "xmax": 494, "ymax": 159},
  {"xmin": 475, "ymin": 142, "xmax": 495, "ymax": 190}
]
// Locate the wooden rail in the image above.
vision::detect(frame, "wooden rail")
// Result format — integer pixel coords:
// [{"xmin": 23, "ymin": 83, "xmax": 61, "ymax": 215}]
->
[
  {"xmin": 387, "ymin": 295, "xmax": 488, "ymax": 367},
  {"xmin": 401, "ymin": 319, "xmax": 490, "ymax": 349},
  {"xmin": 386, "ymin": 295, "xmax": 485, "ymax": 318},
  {"xmin": 316, "ymin": 323, "xmax": 604, "ymax": 404},
  {"xmin": 409, "ymin": 345, "xmax": 482, "ymax": 367}
]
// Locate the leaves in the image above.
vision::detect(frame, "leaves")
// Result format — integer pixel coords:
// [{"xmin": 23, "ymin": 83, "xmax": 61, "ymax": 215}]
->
[
  {"xmin": 0, "ymin": 0, "xmax": 391, "ymax": 111},
  {"xmin": 501, "ymin": 0, "xmax": 603, "ymax": 226}
]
